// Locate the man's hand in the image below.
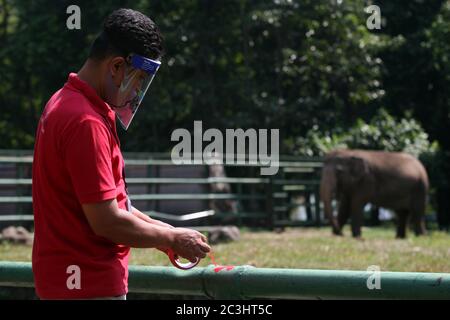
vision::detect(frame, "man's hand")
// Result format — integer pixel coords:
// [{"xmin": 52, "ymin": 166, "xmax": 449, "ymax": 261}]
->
[
  {"xmin": 130, "ymin": 206, "xmax": 210, "ymax": 262},
  {"xmin": 169, "ymin": 228, "xmax": 211, "ymax": 263}
]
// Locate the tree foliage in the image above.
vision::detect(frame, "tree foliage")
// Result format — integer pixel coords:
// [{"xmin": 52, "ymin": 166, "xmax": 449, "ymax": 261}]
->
[
  {"xmin": 0, "ymin": 0, "xmax": 449, "ymax": 225},
  {"xmin": 295, "ymin": 109, "xmax": 437, "ymax": 158}
]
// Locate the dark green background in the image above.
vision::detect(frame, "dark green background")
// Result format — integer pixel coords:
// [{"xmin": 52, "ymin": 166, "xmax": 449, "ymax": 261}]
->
[{"xmin": 0, "ymin": 0, "xmax": 449, "ymax": 226}]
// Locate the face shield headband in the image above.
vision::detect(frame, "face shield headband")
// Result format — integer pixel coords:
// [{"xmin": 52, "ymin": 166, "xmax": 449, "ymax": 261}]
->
[{"xmin": 111, "ymin": 54, "xmax": 161, "ymax": 130}]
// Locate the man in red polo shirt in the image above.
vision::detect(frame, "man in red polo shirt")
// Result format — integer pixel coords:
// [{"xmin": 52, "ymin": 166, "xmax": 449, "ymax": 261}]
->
[{"xmin": 32, "ymin": 8, "xmax": 210, "ymax": 300}]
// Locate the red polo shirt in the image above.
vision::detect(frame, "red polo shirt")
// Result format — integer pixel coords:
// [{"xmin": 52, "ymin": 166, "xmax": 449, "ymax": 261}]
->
[{"xmin": 32, "ymin": 73, "xmax": 130, "ymax": 299}]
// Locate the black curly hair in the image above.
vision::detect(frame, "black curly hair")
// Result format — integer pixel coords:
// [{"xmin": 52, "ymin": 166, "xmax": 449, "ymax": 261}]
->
[{"xmin": 89, "ymin": 8, "xmax": 163, "ymax": 61}]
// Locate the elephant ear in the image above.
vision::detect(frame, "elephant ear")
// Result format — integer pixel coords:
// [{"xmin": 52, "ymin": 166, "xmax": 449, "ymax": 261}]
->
[{"xmin": 349, "ymin": 156, "xmax": 369, "ymax": 181}]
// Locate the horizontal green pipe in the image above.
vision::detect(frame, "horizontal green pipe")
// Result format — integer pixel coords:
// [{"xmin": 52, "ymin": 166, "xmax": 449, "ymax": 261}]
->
[
  {"xmin": 131, "ymin": 194, "xmax": 266, "ymax": 201},
  {"xmin": 0, "ymin": 149, "xmax": 323, "ymax": 161},
  {"xmin": 0, "ymin": 193, "xmax": 266, "ymax": 203},
  {"xmin": 0, "ymin": 179, "xmax": 32, "ymax": 185},
  {"xmin": 1, "ymin": 262, "xmax": 450, "ymax": 299},
  {"xmin": 0, "ymin": 156, "xmax": 322, "ymax": 168},
  {"xmin": 0, "ymin": 178, "xmax": 320, "ymax": 186},
  {"xmin": 0, "ymin": 215, "xmax": 34, "ymax": 222},
  {"xmin": 0, "ymin": 262, "xmax": 34, "ymax": 288},
  {"xmin": 0, "ymin": 196, "xmax": 32, "ymax": 203},
  {"xmin": 0, "ymin": 211, "xmax": 272, "ymax": 222}
]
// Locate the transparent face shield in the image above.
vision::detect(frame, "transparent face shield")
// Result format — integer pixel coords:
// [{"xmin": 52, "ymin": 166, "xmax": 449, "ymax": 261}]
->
[{"xmin": 111, "ymin": 54, "xmax": 161, "ymax": 130}]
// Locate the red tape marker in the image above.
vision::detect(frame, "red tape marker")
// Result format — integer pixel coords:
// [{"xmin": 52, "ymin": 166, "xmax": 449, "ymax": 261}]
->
[
  {"xmin": 167, "ymin": 249, "xmax": 200, "ymax": 270},
  {"xmin": 166, "ymin": 249, "xmax": 235, "ymax": 272},
  {"xmin": 208, "ymin": 252, "xmax": 235, "ymax": 273}
]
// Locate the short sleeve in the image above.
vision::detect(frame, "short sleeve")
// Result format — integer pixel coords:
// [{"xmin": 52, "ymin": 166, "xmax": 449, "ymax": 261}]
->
[{"xmin": 64, "ymin": 119, "xmax": 117, "ymax": 204}]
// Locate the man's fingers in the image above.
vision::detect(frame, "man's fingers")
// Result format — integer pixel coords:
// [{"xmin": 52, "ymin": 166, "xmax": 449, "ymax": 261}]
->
[
  {"xmin": 176, "ymin": 253, "xmax": 197, "ymax": 264},
  {"xmin": 181, "ymin": 248, "xmax": 207, "ymax": 262},
  {"xmin": 198, "ymin": 241, "xmax": 211, "ymax": 253},
  {"xmin": 192, "ymin": 230, "xmax": 208, "ymax": 243},
  {"xmin": 192, "ymin": 231, "xmax": 209, "ymax": 247},
  {"xmin": 195, "ymin": 249, "xmax": 207, "ymax": 259},
  {"xmin": 171, "ymin": 228, "xmax": 212, "ymax": 265}
]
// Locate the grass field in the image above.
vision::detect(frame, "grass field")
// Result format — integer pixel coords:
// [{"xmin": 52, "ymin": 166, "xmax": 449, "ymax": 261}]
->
[{"xmin": 1, "ymin": 226, "xmax": 450, "ymax": 273}]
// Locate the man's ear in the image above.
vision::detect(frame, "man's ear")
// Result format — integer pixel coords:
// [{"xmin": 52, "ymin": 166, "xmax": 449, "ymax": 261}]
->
[{"xmin": 108, "ymin": 56, "xmax": 126, "ymax": 78}]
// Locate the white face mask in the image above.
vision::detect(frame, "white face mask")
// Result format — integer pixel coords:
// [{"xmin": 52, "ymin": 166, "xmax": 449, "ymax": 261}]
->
[{"xmin": 110, "ymin": 54, "xmax": 161, "ymax": 130}]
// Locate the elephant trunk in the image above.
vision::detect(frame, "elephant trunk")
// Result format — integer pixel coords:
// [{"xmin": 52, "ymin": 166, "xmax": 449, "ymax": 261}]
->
[{"xmin": 320, "ymin": 164, "xmax": 340, "ymax": 234}]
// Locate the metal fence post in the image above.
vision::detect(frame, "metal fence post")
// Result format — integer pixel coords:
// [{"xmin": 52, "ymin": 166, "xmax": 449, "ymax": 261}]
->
[{"xmin": 265, "ymin": 177, "xmax": 274, "ymax": 230}]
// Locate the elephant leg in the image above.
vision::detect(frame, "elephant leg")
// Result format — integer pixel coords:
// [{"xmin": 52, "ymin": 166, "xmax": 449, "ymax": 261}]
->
[
  {"xmin": 410, "ymin": 209, "xmax": 427, "ymax": 236},
  {"xmin": 370, "ymin": 205, "xmax": 380, "ymax": 226},
  {"xmin": 396, "ymin": 210, "xmax": 408, "ymax": 239},
  {"xmin": 350, "ymin": 199, "xmax": 365, "ymax": 238},
  {"xmin": 336, "ymin": 196, "xmax": 351, "ymax": 235},
  {"xmin": 412, "ymin": 216, "xmax": 426, "ymax": 236},
  {"xmin": 410, "ymin": 194, "xmax": 427, "ymax": 236}
]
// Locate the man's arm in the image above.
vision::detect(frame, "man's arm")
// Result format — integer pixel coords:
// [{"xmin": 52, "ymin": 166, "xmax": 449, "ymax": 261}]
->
[
  {"xmin": 130, "ymin": 206, "xmax": 174, "ymax": 255},
  {"xmin": 131, "ymin": 206, "xmax": 174, "ymax": 229},
  {"xmin": 82, "ymin": 199, "xmax": 210, "ymax": 262}
]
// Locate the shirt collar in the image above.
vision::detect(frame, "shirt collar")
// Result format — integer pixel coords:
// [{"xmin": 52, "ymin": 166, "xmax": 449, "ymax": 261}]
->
[{"xmin": 66, "ymin": 73, "xmax": 116, "ymax": 123}]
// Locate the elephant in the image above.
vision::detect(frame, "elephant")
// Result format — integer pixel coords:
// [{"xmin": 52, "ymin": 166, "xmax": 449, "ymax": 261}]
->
[{"xmin": 320, "ymin": 149, "xmax": 429, "ymax": 239}]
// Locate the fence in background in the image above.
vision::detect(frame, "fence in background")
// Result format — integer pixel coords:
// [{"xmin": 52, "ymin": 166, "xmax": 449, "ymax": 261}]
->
[{"xmin": 0, "ymin": 150, "xmax": 324, "ymax": 228}]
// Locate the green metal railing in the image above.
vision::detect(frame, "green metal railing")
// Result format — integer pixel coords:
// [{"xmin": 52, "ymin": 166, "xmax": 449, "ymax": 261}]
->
[{"xmin": 1, "ymin": 261, "xmax": 450, "ymax": 299}]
